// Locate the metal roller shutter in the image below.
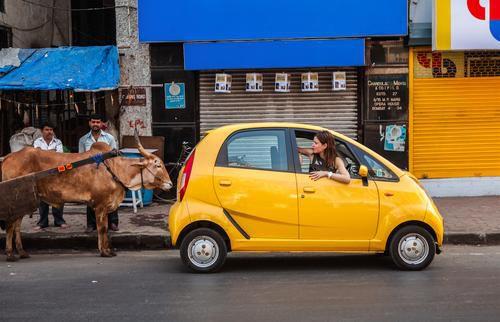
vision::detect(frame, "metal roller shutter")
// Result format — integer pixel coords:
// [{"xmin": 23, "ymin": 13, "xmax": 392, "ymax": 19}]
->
[
  {"xmin": 412, "ymin": 77, "xmax": 500, "ymax": 178},
  {"xmin": 199, "ymin": 69, "xmax": 359, "ymax": 139}
]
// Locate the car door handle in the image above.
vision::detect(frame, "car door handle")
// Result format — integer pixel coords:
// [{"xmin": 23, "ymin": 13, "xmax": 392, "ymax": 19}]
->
[
  {"xmin": 303, "ymin": 187, "xmax": 316, "ymax": 193},
  {"xmin": 384, "ymin": 192, "xmax": 394, "ymax": 197},
  {"xmin": 219, "ymin": 180, "xmax": 232, "ymax": 187}
]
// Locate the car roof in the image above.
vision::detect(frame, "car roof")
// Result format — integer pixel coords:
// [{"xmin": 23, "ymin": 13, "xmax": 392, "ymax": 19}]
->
[
  {"xmin": 204, "ymin": 122, "xmax": 405, "ymax": 178},
  {"xmin": 207, "ymin": 122, "xmax": 345, "ymax": 137}
]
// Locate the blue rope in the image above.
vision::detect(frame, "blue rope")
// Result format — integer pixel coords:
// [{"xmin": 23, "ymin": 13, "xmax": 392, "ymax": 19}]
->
[{"xmin": 92, "ymin": 153, "xmax": 105, "ymax": 168}]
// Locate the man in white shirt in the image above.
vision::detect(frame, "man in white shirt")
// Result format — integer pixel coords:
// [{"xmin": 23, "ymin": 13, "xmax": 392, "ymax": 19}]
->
[
  {"xmin": 78, "ymin": 114, "xmax": 119, "ymax": 233},
  {"xmin": 33, "ymin": 122, "xmax": 68, "ymax": 230}
]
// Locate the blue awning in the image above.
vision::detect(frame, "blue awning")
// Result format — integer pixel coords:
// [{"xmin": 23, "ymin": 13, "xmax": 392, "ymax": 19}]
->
[
  {"xmin": 184, "ymin": 39, "xmax": 365, "ymax": 70},
  {"xmin": 0, "ymin": 46, "xmax": 119, "ymax": 91}
]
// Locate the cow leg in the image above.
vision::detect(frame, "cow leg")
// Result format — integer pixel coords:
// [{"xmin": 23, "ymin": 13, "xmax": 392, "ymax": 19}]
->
[
  {"xmin": 14, "ymin": 218, "xmax": 29, "ymax": 259},
  {"xmin": 5, "ymin": 222, "xmax": 17, "ymax": 262},
  {"xmin": 96, "ymin": 209, "xmax": 113, "ymax": 257}
]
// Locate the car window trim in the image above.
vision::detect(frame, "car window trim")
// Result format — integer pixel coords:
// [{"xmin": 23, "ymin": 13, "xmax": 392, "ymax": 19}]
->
[
  {"xmin": 349, "ymin": 144, "xmax": 400, "ymax": 183},
  {"xmin": 215, "ymin": 128, "xmax": 295, "ymax": 173}
]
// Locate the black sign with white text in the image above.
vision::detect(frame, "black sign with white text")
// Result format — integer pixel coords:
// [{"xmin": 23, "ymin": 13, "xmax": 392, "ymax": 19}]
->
[{"xmin": 367, "ymin": 74, "xmax": 408, "ymax": 121}]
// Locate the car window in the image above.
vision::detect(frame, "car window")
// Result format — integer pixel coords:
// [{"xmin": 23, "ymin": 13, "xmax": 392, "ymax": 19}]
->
[
  {"xmin": 294, "ymin": 130, "xmax": 360, "ymax": 177},
  {"xmin": 223, "ymin": 130, "xmax": 289, "ymax": 171},
  {"xmin": 351, "ymin": 145, "xmax": 397, "ymax": 180}
]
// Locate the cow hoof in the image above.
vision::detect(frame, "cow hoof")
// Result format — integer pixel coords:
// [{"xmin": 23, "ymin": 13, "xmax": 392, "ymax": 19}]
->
[
  {"xmin": 6, "ymin": 255, "xmax": 18, "ymax": 262},
  {"xmin": 110, "ymin": 251, "xmax": 117, "ymax": 257},
  {"xmin": 100, "ymin": 252, "xmax": 113, "ymax": 258},
  {"xmin": 19, "ymin": 253, "xmax": 30, "ymax": 259}
]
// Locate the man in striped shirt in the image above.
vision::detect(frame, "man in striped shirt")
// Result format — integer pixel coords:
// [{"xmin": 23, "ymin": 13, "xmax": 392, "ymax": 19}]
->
[{"xmin": 78, "ymin": 114, "xmax": 119, "ymax": 232}]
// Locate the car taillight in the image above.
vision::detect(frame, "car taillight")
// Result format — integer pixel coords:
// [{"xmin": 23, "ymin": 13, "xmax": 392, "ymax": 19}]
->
[{"xmin": 179, "ymin": 149, "xmax": 195, "ymax": 202}]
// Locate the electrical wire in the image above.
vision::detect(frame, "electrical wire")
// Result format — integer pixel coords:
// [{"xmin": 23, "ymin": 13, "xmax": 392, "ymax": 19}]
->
[
  {"xmin": 19, "ymin": 0, "xmax": 137, "ymax": 12},
  {"xmin": 0, "ymin": 94, "xmax": 112, "ymax": 107},
  {"xmin": 0, "ymin": 19, "xmax": 51, "ymax": 32}
]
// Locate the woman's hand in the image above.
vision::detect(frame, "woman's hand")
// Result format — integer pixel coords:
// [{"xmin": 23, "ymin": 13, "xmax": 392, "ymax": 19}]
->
[{"xmin": 309, "ymin": 171, "xmax": 328, "ymax": 181}]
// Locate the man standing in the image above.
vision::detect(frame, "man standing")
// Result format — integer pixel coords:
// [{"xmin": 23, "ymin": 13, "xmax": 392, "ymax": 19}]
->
[
  {"xmin": 33, "ymin": 122, "xmax": 68, "ymax": 230},
  {"xmin": 78, "ymin": 114, "xmax": 120, "ymax": 233}
]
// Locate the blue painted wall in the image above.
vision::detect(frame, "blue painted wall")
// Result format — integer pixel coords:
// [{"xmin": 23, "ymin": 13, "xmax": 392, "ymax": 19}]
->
[{"xmin": 138, "ymin": 0, "xmax": 408, "ymax": 43}]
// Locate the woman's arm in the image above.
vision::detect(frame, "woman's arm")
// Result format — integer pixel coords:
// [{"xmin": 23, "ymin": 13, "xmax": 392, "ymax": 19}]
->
[
  {"xmin": 310, "ymin": 157, "xmax": 351, "ymax": 183},
  {"xmin": 332, "ymin": 157, "xmax": 351, "ymax": 184},
  {"xmin": 298, "ymin": 147, "xmax": 313, "ymax": 157}
]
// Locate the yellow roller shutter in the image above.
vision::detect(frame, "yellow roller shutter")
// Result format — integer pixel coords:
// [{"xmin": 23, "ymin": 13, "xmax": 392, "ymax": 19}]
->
[{"xmin": 412, "ymin": 77, "xmax": 500, "ymax": 178}]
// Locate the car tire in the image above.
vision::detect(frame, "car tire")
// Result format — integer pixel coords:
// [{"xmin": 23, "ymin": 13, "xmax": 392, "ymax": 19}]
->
[
  {"xmin": 389, "ymin": 225, "xmax": 436, "ymax": 271},
  {"xmin": 180, "ymin": 228, "xmax": 227, "ymax": 273}
]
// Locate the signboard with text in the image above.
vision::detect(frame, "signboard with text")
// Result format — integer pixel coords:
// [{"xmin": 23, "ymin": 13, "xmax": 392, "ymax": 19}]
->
[
  {"xmin": 119, "ymin": 87, "xmax": 146, "ymax": 106},
  {"xmin": 367, "ymin": 74, "xmax": 408, "ymax": 121}
]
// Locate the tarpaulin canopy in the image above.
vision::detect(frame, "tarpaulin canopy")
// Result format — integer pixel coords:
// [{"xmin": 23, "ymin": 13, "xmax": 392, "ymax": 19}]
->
[{"xmin": 0, "ymin": 46, "xmax": 119, "ymax": 92}]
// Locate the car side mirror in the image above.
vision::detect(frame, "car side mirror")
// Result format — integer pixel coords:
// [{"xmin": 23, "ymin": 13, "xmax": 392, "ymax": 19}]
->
[
  {"xmin": 359, "ymin": 165, "xmax": 368, "ymax": 178},
  {"xmin": 359, "ymin": 165, "xmax": 369, "ymax": 186}
]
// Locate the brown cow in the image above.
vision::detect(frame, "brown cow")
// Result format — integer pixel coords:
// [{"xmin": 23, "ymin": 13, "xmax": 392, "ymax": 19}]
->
[{"xmin": 1, "ymin": 140, "xmax": 172, "ymax": 261}]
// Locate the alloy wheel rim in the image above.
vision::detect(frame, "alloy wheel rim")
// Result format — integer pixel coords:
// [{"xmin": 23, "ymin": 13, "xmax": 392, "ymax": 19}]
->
[
  {"xmin": 398, "ymin": 233, "xmax": 429, "ymax": 265},
  {"xmin": 188, "ymin": 236, "xmax": 219, "ymax": 268}
]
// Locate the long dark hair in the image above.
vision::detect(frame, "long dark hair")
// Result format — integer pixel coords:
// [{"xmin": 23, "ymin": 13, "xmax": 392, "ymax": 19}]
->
[{"xmin": 315, "ymin": 130, "xmax": 338, "ymax": 169}]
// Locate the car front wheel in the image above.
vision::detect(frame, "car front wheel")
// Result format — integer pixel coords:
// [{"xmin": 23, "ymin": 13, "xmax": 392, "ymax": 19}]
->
[
  {"xmin": 389, "ymin": 225, "xmax": 436, "ymax": 271},
  {"xmin": 180, "ymin": 228, "xmax": 227, "ymax": 273}
]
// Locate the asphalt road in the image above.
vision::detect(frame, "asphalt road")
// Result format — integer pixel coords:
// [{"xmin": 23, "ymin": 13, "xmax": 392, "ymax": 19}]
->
[{"xmin": 1, "ymin": 246, "xmax": 499, "ymax": 322}]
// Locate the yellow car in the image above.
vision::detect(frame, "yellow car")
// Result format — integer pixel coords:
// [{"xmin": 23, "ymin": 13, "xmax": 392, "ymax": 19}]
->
[{"xmin": 169, "ymin": 123, "xmax": 444, "ymax": 273}]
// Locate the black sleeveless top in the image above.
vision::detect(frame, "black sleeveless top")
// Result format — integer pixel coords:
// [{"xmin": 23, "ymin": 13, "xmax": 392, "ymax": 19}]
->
[{"xmin": 309, "ymin": 154, "xmax": 336, "ymax": 172}]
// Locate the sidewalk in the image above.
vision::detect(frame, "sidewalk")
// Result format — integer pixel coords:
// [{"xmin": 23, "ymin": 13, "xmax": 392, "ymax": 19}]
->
[
  {"xmin": 434, "ymin": 196, "xmax": 500, "ymax": 245},
  {"xmin": 0, "ymin": 202, "xmax": 173, "ymax": 251},
  {"xmin": 1, "ymin": 196, "xmax": 500, "ymax": 251}
]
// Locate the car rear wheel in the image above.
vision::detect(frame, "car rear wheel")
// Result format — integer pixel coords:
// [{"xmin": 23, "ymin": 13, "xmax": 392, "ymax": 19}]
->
[
  {"xmin": 389, "ymin": 225, "xmax": 436, "ymax": 271},
  {"xmin": 180, "ymin": 228, "xmax": 227, "ymax": 273}
]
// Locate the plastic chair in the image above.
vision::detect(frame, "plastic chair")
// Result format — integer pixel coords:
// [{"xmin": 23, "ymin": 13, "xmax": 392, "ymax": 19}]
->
[{"xmin": 120, "ymin": 189, "xmax": 144, "ymax": 213}]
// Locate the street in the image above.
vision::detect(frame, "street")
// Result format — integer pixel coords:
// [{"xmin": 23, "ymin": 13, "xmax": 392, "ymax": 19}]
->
[{"xmin": 1, "ymin": 246, "xmax": 499, "ymax": 321}]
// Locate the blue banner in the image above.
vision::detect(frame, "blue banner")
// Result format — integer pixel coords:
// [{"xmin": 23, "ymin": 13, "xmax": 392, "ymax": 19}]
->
[{"xmin": 184, "ymin": 39, "xmax": 365, "ymax": 70}]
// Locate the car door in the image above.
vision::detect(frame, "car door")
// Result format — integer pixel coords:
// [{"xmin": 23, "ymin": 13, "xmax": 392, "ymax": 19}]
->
[
  {"xmin": 213, "ymin": 128, "xmax": 299, "ymax": 239},
  {"xmin": 293, "ymin": 130, "xmax": 379, "ymax": 250}
]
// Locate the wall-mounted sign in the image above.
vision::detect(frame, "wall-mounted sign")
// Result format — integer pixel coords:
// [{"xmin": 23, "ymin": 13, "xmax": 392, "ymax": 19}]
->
[
  {"xmin": 246, "ymin": 73, "xmax": 263, "ymax": 92},
  {"xmin": 165, "ymin": 82, "xmax": 185, "ymax": 109},
  {"xmin": 384, "ymin": 124, "xmax": 406, "ymax": 152},
  {"xmin": 301, "ymin": 72, "xmax": 319, "ymax": 92},
  {"xmin": 275, "ymin": 73, "xmax": 290, "ymax": 92},
  {"xmin": 215, "ymin": 73, "xmax": 232, "ymax": 93},
  {"xmin": 119, "ymin": 87, "xmax": 147, "ymax": 106},
  {"xmin": 332, "ymin": 71, "xmax": 346, "ymax": 91},
  {"xmin": 363, "ymin": 122, "xmax": 408, "ymax": 170},
  {"xmin": 367, "ymin": 74, "xmax": 408, "ymax": 121},
  {"xmin": 433, "ymin": 0, "xmax": 500, "ymax": 50}
]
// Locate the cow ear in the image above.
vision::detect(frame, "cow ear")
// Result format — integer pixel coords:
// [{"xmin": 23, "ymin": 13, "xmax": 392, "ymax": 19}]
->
[{"xmin": 130, "ymin": 161, "xmax": 146, "ymax": 168}]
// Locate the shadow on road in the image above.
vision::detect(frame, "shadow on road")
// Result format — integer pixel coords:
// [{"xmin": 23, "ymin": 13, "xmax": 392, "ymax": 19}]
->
[
  {"xmin": 221, "ymin": 254, "xmax": 394, "ymax": 272},
  {"xmin": 161, "ymin": 253, "xmax": 398, "ymax": 274}
]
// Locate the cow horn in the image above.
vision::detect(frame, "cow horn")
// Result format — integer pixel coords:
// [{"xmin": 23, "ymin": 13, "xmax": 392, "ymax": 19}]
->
[{"xmin": 134, "ymin": 128, "xmax": 153, "ymax": 159}]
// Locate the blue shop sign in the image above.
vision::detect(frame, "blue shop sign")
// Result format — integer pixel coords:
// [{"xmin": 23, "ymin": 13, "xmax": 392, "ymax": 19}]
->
[
  {"xmin": 165, "ymin": 83, "xmax": 185, "ymax": 109},
  {"xmin": 138, "ymin": 0, "xmax": 407, "ymax": 42}
]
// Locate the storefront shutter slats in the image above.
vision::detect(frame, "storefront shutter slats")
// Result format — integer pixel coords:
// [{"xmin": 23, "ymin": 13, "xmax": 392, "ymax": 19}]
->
[{"xmin": 199, "ymin": 69, "xmax": 359, "ymax": 139}]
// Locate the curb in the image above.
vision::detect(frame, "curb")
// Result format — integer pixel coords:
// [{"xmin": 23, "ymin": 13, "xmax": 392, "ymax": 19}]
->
[
  {"xmin": 1, "ymin": 232, "xmax": 500, "ymax": 251},
  {"xmin": 444, "ymin": 232, "xmax": 500, "ymax": 245},
  {"xmin": 0, "ymin": 233, "xmax": 172, "ymax": 250}
]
